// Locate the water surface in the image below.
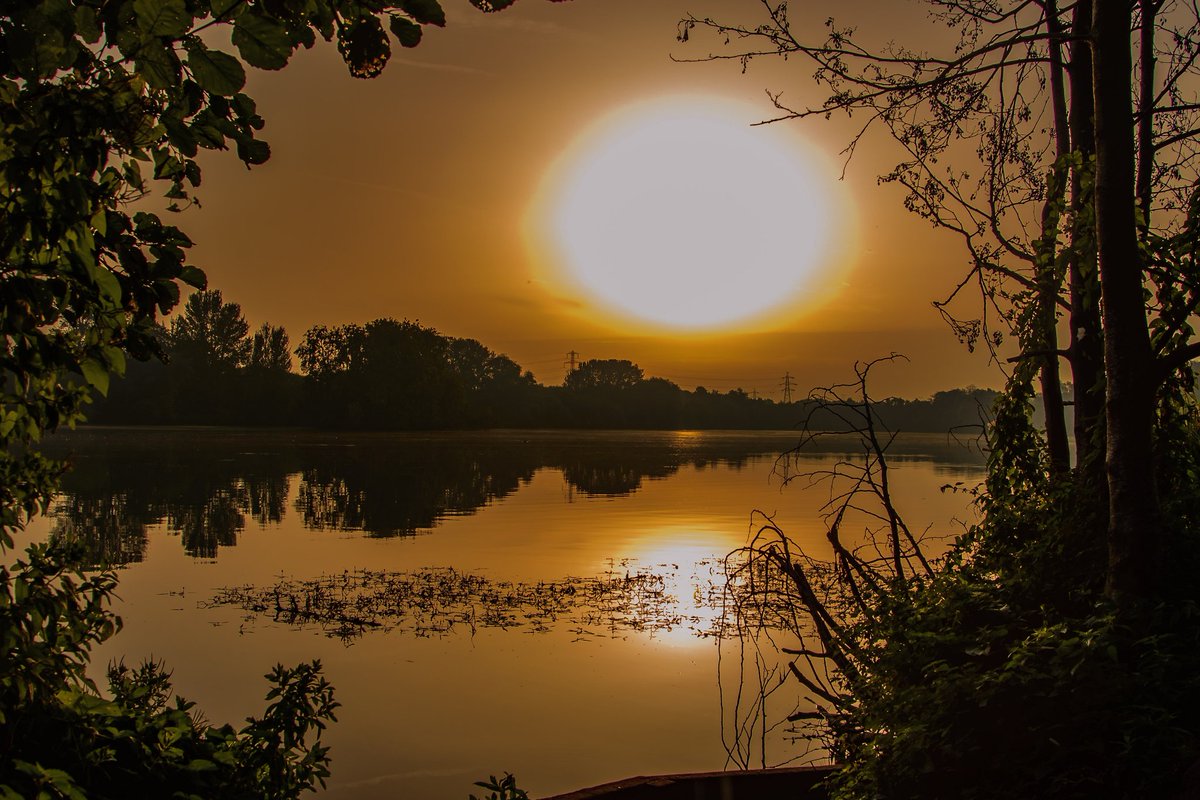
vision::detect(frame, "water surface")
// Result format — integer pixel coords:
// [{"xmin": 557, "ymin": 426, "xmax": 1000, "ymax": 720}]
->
[{"xmin": 28, "ymin": 428, "xmax": 985, "ymax": 799}]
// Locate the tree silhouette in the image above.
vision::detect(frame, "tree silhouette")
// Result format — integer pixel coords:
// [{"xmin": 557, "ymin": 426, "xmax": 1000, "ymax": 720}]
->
[
  {"xmin": 296, "ymin": 324, "xmax": 367, "ymax": 379},
  {"xmin": 682, "ymin": 2, "xmax": 1200, "ymax": 794},
  {"xmin": 565, "ymin": 359, "xmax": 644, "ymax": 391},
  {"xmin": 169, "ymin": 290, "xmax": 252, "ymax": 371},
  {"xmin": 681, "ymin": 0, "xmax": 1200, "ymax": 610},
  {"xmin": 249, "ymin": 323, "xmax": 293, "ymax": 373}
]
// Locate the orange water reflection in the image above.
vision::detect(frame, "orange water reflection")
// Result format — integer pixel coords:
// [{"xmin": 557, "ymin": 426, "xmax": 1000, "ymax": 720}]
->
[{"xmin": 26, "ymin": 429, "xmax": 983, "ymax": 799}]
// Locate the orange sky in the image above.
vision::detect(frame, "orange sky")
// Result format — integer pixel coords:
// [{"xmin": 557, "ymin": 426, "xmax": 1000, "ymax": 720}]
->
[{"xmin": 176, "ymin": 0, "xmax": 1007, "ymax": 399}]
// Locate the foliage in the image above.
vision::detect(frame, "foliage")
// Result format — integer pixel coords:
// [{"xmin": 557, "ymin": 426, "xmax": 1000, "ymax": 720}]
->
[
  {"xmin": 0, "ymin": 0, "xmax": 549, "ymax": 795},
  {"xmin": 564, "ymin": 358, "xmax": 644, "ymax": 391},
  {"xmin": 685, "ymin": 3, "xmax": 1200, "ymax": 796},
  {"xmin": 469, "ymin": 773, "xmax": 529, "ymax": 800},
  {"xmin": 819, "ymin": 436, "xmax": 1200, "ymax": 800},
  {"xmin": 0, "ymin": 538, "xmax": 341, "ymax": 798},
  {"xmin": 722, "ymin": 360, "xmax": 1200, "ymax": 798}
]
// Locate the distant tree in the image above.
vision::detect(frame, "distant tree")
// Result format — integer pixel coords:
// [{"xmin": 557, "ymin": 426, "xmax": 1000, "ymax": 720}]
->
[
  {"xmin": 448, "ymin": 337, "xmax": 524, "ymax": 391},
  {"xmin": 357, "ymin": 318, "xmax": 458, "ymax": 428},
  {"xmin": 241, "ymin": 323, "xmax": 299, "ymax": 425},
  {"xmin": 169, "ymin": 291, "xmax": 252, "ymax": 371},
  {"xmin": 297, "ymin": 319, "xmax": 467, "ymax": 428},
  {"xmin": 297, "ymin": 324, "xmax": 367, "ymax": 380},
  {"xmin": 629, "ymin": 377, "xmax": 684, "ymax": 428},
  {"xmin": 249, "ymin": 323, "xmax": 293, "ymax": 373},
  {"xmin": 561, "ymin": 360, "xmax": 646, "ymax": 428},
  {"xmin": 162, "ymin": 290, "xmax": 253, "ymax": 422},
  {"xmin": 448, "ymin": 338, "xmax": 499, "ymax": 392},
  {"xmin": 565, "ymin": 359, "xmax": 644, "ymax": 391},
  {"xmin": 445, "ymin": 337, "xmax": 537, "ymax": 426}
]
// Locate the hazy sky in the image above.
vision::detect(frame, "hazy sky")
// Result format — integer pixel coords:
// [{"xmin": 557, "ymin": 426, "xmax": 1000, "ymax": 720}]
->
[{"xmin": 180, "ymin": 0, "xmax": 1003, "ymax": 398}]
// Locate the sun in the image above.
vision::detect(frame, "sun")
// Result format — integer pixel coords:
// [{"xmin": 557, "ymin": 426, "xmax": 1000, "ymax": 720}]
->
[{"xmin": 529, "ymin": 95, "xmax": 853, "ymax": 332}]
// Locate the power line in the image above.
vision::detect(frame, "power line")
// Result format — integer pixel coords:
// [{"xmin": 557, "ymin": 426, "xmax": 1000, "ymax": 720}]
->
[
  {"xmin": 780, "ymin": 372, "xmax": 795, "ymax": 404},
  {"xmin": 564, "ymin": 350, "xmax": 579, "ymax": 374}
]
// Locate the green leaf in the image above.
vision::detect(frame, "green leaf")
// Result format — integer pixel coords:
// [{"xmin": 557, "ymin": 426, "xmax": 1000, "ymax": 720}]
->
[
  {"xmin": 389, "ymin": 16, "xmax": 422, "ymax": 48},
  {"xmin": 134, "ymin": 0, "xmax": 192, "ymax": 38},
  {"xmin": 135, "ymin": 40, "xmax": 181, "ymax": 89},
  {"xmin": 231, "ymin": 93, "xmax": 257, "ymax": 118},
  {"xmin": 236, "ymin": 137, "xmax": 270, "ymax": 165},
  {"xmin": 209, "ymin": 0, "xmax": 244, "ymax": 20},
  {"xmin": 185, "ymin": 43, "xmax": 246, "ymax": 95},
  {"xmin": 89, "ymin": 206, "xmax": 107, "ymax": 237},
  {"xmin": 92, "ymin": 265, "xmax": 123, "ymax": 303},
  {"xmin": 75, "ymin": 6, "xmax": 102, "ymax": 43},
  {"xmin": 231, "ymin": 11, "xmax": 294, "ymax": 70},
  {"xmin": 79, "ymin": 359, "xmax": 110, "ymax": 396},
  {"xmin": 400, "ymin": 0, "xmax": 445, "ymax": 26},
  {"xmin": 7, "ymin": 18, "xmax": 69, "ymax": 79},
  {"xmin": 337, "ymin": 17, "xmax": 390, "ymax": 78},
  {"xmin": 180, "ymin": 266, "xmax": 207, "ymax": 289},
  {"xmin": 104, "ymin": 346, "xmax": 127, "ymax": 378}
]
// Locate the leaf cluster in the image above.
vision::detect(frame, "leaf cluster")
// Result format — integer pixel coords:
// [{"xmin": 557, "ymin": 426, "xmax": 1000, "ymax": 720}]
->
[
  {"xmin": 0, "ymin": 538, "xmax": 342, "ymax": 798},
  {"xmin": 470, "ymin": 773, "xmax": 529, "ymax": 800},
  {"xmin": 0, "ymin": 0, "xmax": 550, "ymax": 796},
  {"xmin": 728, "ymin": 365, "xmax": 1200, "ymax": 798}
]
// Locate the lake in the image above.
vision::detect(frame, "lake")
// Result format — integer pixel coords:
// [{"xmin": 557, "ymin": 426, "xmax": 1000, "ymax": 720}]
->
[{"xmin": 24, "ymin": 428, "xmax": 985, "ymax": 799}]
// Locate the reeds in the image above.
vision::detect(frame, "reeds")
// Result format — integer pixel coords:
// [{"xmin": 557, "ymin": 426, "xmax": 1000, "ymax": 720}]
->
[{"xmin": 206, "ymin": 560, "xmax": 734, "ymax": 643}]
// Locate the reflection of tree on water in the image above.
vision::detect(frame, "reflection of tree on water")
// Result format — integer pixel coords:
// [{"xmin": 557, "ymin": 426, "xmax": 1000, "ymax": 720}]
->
[
  {"xmin": 50, "ymin": 494, "xmax": 153, "ymax": 567},
  {"xmin": 47, "ymin": 437, "xmax": 298, "ymax": 564},
  {"xmin": 560, "ymin": 461, "xmax": 671, "ymax": 497},
  {"xmin": 166, "ymin": 487, "xmax": 245, "ymax": 560},
  {"xmin": 246, "ymin": 471, "xmax": 290, "ymax": 526},
  {"xmin": 168, "ymin": 471, "xmax": 291, "ymax": 558},
  {"xmin": 293, "ymin": 443, "xmax": 533, "ymax": 537},
  {"xmin": 43, "ymin": 430, "xmax": 966, "ymax": 563},
  {"xmin": 556, "ymin": 444, "xmax": 758, "ymax": 497},
  {"xmin": 53, "ymin": 472, "xmax": 292, "ymax": 563}
]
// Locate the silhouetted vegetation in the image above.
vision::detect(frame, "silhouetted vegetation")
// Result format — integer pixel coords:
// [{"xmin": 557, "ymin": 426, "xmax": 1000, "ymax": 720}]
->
[
  {"xmin": 207, "ymin": 561, "xmax": 720, "ymax": 643},
  {"xmin": 683, "ymin": 2, "xmax": 1200, "ymax": 798},
  {"xmin": 0, "ymin": 0, "xmax": 543, "ymax": 796},
  {"xmin": 90, "ymin": 291, "xmax": 999, "ymax": 432}
]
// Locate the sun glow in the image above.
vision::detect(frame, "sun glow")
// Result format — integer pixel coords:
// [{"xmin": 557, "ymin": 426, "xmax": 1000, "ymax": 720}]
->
[
  {"xmin": 529, "ymin": 95, "xmax": 855, "ymax": 332},
  {"xmin": 616, "ymin": 531, "xmax": 739, "ymax": 648}
]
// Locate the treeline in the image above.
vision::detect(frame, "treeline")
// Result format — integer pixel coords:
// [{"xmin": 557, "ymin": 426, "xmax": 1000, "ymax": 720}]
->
[{"xmin": 90, "ymin": 290, "xmax": 1000, "ymax": 432}]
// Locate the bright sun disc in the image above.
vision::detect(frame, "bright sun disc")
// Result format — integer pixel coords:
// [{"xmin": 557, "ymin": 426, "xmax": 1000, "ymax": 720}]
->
[{"xmin": 534, "ymin": 96, "xmax": 849, "ymax": 331}]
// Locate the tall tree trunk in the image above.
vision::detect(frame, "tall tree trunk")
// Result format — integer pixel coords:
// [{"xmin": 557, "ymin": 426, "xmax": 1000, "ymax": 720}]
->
[
  {"xmin": 1068, "ymin": 1, "xmax": 1107, "ymax": 496},
  {"xmin": 1092, "ymin": 1, "xmax": 1161, "ymax": 604},
  {"xmin": 1136, "ymin": 0, "xmax": 1157, "ymax": 226},
  {"xmin": 1039, "ymin": 0, "xmax": 1071, "ymax": 478}
]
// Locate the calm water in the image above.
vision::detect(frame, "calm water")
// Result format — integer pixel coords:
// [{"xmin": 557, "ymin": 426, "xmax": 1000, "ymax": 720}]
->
[{"xmin": 25, "ymin": 428, "xmax": 985, "ymax": 799}]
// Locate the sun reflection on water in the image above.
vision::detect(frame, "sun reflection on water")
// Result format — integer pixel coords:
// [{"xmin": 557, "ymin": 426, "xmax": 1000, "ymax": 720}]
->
[{"xmin": 621, "ymin": 531, "xmax": 742, "ymax": 648}]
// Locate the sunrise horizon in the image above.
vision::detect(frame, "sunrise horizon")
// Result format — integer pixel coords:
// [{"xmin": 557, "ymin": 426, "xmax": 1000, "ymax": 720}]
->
[{"xmin": 164, "ymin": 0, "xmax": 1010, "ymax": 400}]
